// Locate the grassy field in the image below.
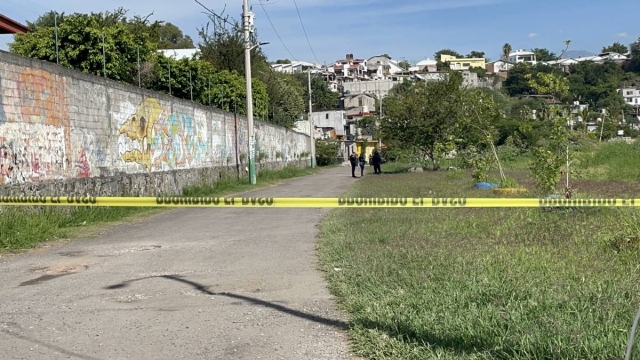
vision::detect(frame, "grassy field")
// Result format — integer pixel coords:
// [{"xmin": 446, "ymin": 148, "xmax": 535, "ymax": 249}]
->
[
  {"xmin": 318, "ymin": 147, "xmax": 640, "ymax": 359},
  {"xmin": 0, "ymin": 164, "xmax": 320, "ymax": 252}
]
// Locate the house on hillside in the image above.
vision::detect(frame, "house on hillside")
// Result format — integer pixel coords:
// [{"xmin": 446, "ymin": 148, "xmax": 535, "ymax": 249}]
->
[
  {"xmin": 416, "ymin": 58, "xmax": 437, "ymax": 72},
  {"xmin": 366, "ymin": 55, "xmax": 403, "ymax": 78},
  {"xmin": 619, "ymin": 88, "xmax": 640, "ymax": 107},
  {"xmin": 342, "ymin": 93, "xmax": 376, "ymax": 118},
  {"xmin": 508, "ymin": 49, "xmax": 537, "ymax": 65},
  {"xmin": 486, "ymin": 59, "xmax": 514, "ymax": 77},
  {"xmin": 440, "ymin": 54, "xmax": 486, "ymax": 71}
]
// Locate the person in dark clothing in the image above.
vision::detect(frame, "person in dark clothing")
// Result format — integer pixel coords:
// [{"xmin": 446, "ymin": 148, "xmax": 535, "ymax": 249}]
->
[
  {"xmin": 349, "ymin": 153, "xmax": 358, "ymax": 178},
  {"xmin": 358, "ymin": 153, "xmax": 366, "ymax": 176},
  {"xmin": 372, "ymin": 150, "xmax": 382, "ymax": 174}
]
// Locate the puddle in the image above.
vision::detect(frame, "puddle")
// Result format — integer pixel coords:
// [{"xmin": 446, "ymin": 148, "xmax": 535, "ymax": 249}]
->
[{"xmin": 19, "ymin": 273, "xmax": 73, "ymax": 286}]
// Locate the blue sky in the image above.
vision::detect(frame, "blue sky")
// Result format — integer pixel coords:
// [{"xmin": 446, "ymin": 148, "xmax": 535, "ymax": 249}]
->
[{"xmin": 2, "ymin": 0, "xmax": 639, "ymax": 64}]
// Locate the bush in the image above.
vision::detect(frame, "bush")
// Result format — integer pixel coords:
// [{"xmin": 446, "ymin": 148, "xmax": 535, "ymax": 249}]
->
[{"xmin": 315, "ymin": 139, "xmax": 340, "ymax": 166}]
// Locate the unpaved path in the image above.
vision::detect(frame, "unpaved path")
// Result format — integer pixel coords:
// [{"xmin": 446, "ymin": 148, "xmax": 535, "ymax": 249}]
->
[{"xmin": 0, "ymin": 165, "xmax": 358, "ymax": 360}]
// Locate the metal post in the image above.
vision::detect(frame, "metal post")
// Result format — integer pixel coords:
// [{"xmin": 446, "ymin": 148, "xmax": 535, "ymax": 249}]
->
[
  {"xmin": 243, "ymin": 0, "xmax": 256, "ymax": 184},
  {"xmin": 189, "ymin": 69, "xmax": 193, "ymax": 101},
  {"xmin": 308, "ymin": 69, "xmax": 315, "ymax": 168},
  {"xmin": 168, "ymin": 61, "xmax": 172, "ymax": 96},
  {"xmin": 54, "ymin": 12, "xmax": 59, "ymax": 65},
  {"xmin": 102, "ymin": 30, "xmax": 106, "ymax": 78},
  {"xmin": 599, "ymin": 111, "xmax": 606, "ymax": 142},
  {"xmin": 137, "ymin": 47, "xmax": 141, "ymax": 87}
]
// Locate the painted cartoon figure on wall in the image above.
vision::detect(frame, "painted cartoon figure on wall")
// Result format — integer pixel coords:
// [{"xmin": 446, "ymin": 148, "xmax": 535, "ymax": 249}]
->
[{"xmin": 119, "ymin": 98, "xmax": 163, "ymax": 171}]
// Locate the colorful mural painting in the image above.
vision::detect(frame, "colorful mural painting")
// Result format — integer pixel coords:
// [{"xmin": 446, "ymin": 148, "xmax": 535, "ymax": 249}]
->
[
  {"xmin": 118, "ymin": 98, "xmax": 211, "ymax": 171},
  {"xmin": 0, "ymin": 52, "xmax": 310, "ymax": 186}
]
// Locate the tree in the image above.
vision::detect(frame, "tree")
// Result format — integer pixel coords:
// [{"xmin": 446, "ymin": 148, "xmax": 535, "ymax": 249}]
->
[
  {"xmin": 10, "ymin": 11, "xmax": 156, "ymax": 83},
  {"xmin": 435, "ymin": 49, "xmax": 461, "ymax": 61},
  {"xmin": 265, "ymin": 73, "xmax": 305, "ymax": 129},
  {"xmin": 502, "ymin": 43, "xmax": 512, "ymax": 60},
  {"xmin": 631, "ymin": 38, "xmax": 640, "ymax": 60},
  {"xmin": 532, "ymin": 48, "xmax": 556, "ymax": 61},
  {"xmin": 467, "ymin": 51, "xmax": 485, "ymax": 59},
  {"xmin": 398, "ymin": 60, "xmax": 411, "ymax": 70},
  {"xmin": 157, "ymin": 22, "xmax": 195, "ymax": 49},
  {"xmin": 274, "ymin": 59, "xmax": 292, "ymax": 64},
  {"xmin": 381, "ymin": 72, "xmax": 469, "ymax": 170},
  {"xmin": 525, "ymin": 72, "xmax": 570, "ymax": 102},
  {"xmin": 602, "ymin": 42, "xmax": 628, "ymax": 54},
  {"xmin": 197, "ymin": 11, "xmax": 270, "ymax": 79}
]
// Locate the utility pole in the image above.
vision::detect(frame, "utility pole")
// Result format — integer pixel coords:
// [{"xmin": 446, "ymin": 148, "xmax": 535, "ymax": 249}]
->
[
  {"xmin": 599, "ymin": 110, "xmax": 606, "ymax": 142},
  {"xmin": 308, "ymin": 69, "xmax": 315, "ymax": 168},
  {"xmin": 243, "ymin": 0, "xmax": 256, "ymax": 184}
]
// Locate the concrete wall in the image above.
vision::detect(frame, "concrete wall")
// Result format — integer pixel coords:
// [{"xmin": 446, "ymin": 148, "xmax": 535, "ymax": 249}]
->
[{"xmin": 0, "ymin": 51, "xmax": 310, "ymax": 196}]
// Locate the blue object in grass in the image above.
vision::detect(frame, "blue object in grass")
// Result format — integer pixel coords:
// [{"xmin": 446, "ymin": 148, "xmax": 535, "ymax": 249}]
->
[{"xmin": 475, "ymin": 182, "xmax": 499, "ymax": 189}]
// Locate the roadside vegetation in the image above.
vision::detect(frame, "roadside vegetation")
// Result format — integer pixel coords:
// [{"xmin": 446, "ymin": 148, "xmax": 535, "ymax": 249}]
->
[
  {"xmin": 317, "ymin": 63, "xmax": 640, "ymax": 359},
  {"xmin": 319, "ymin": 146, "xmax": 640, "ymax": 359},
  {"xmin": 0, "ymin": 164, "xmax": 319, "ymax": 252}
]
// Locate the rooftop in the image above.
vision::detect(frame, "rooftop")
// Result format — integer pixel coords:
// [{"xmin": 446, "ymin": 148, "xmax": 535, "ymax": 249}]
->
[{"xmin": 0, "ymin": 14, "xmax": 28, "ymax": 34}]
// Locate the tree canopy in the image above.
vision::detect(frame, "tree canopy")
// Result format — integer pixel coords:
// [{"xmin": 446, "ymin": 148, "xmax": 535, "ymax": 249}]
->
[{"xmin": 9, "ymin": 7, "xmax": 307, "ymax": 129}]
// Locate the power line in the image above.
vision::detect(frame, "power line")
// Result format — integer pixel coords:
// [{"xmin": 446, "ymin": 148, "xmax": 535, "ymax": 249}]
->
[
  {"xmin": 291, "ymin": 0, "xmax": 320, "ymax": 64},
  {"xmin": 257, "ymin": 0, "xmax": 297, "ymax": 61}
]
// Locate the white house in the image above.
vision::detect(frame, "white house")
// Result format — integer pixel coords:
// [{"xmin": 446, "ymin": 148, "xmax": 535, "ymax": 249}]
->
[
  {"xmin": 619, "ymin": 88, "xmax": 640, "ymax": 107},
  {"xmin": 416, "ymin": 58, "xmax": 437, "ymax": 72},
  {"xmin": 508, "ymin": 49, "xmax": 536, "ymax": 65},
  {"xmin": 486, "ymin": 59, "xmax": 514, "ymax": 73},
  {"xmin": 366, "ymin": 55, "xmax": 404, "ymax": 77},
  {"xmin": 598, "ymin": 52, "xmax": 628, "ymax": 62}
]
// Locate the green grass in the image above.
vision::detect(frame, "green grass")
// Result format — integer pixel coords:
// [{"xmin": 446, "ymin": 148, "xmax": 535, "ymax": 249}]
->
[
  {"xmin": 318, "ymin": 170, "xmax": 640, "ymax": 359},
  {"xmin": 0, "ymin": 164, "xmax": 322, "ymax": 252},
  {"xmin": 574, "ymin": 141, "xmax": 640, "ymax": 181}
]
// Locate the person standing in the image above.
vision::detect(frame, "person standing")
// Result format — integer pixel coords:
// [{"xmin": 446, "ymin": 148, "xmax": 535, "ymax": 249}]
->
[
  {"xmin": 358, "ymin": 153, "xmax": 366, "ymax": 177},
  {"xmin": 372, "ymin": 150, "xmax": 382, "ymax": 174},
  {"xmin": 349, "ymin": 153, "xmax": 358, "ymax": 178}
]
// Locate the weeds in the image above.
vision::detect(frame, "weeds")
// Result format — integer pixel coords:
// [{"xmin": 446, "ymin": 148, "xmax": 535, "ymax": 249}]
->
[{"xmin": 318, "ymin": 170, "xmax": 640, "ymax": 359}]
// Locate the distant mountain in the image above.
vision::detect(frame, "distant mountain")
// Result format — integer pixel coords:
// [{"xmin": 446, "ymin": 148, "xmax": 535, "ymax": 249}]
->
[{"xmin": 561, "ymin": 50, "xmax": 594, "ymax": 59}]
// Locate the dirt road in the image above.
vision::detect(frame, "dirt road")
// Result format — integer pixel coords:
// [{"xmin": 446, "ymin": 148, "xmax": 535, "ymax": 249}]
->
[{"xmin": 0, "ymin": 165, "xmax": 358, "ymax": 360}]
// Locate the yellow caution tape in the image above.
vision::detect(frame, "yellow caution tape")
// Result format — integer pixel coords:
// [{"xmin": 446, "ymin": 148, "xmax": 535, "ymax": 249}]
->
[{"xmin": 0, "ymin": 196, "xmax": 637, "ymax": 208}]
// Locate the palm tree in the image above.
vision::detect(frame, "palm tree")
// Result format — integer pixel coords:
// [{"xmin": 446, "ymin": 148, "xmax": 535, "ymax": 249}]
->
[{"xmin": 502, "ymin": 43, "xmax": 512, "ymax": 60}]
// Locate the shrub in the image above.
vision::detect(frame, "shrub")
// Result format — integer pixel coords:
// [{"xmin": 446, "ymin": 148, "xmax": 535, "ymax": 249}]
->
[{"xmin": 315, "ymin": 139, "xmax": 340, "ymax": 166}]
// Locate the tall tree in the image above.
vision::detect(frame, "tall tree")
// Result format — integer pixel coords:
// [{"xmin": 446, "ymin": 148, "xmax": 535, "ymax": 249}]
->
[
  {"xmin": 631, "ymin": 38, "xmax": 640, "ymax": 59},
  {"xmin": 532, "ymin": 48, "xmax": 557, "ymax": 61},
  {"xmin": 381, "ymin": 71, "xmax": 468, "ymax": 170},
  {"xmin": 502, "ymin": 43, "xmax": 512, "ymax": 60},
  {"xmin": 197, "ymin": 12, "xmax": 270, "ymax": 79},
  {"xmin": 157, "ymin": 22, "xmax": 195, "ymax": 49},
  {"xmin": 398, "ymin": 60, "xmax": 411, "ymax": 70},
  {"xmin": 602, "ymin": 42, "xmax": 629, "ymax": 54}
]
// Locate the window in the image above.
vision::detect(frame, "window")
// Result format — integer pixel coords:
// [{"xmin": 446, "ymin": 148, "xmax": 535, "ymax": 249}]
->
[
  {"xmin": 627, "ymin": 91, "xmax": 633, "ymax": 95},
  {"xmin": 326, "ymin": 113, "xmax": 329, "ymax": 119},
  {"xmin": 358, "ymin": 97, "xmax": 363, "ymax": 107},
  {"xmin": 463, "ymin": 63, "xmax": 470, "ymax": 67}
]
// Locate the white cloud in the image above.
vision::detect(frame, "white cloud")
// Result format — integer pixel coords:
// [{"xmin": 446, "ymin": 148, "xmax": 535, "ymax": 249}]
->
[
  {"xmin": 528, "ymin": 33, "xmax": 538, "ymax": 38},
  {"xmin": 616, "ymin": 32, "xmax": 628, "ymax": 38}
]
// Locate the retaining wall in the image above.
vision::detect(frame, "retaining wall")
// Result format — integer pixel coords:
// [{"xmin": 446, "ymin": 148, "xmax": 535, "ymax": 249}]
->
[{"xmin": 0, "ymin": 51, "xmax": 310, "ymax": 196}]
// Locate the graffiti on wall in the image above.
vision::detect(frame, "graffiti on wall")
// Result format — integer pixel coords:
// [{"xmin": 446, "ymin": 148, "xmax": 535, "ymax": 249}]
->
[
  {"xmin": 118, "ymin": 98, "xmax": 209, "ymax": 171},
  {"xmin": 0, "ymin": 68, "xmax": 76, "ymax": 184}
]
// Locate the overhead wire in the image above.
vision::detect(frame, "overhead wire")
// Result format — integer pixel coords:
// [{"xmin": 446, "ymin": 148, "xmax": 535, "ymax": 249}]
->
[
  {"xmin": 257, "ymin": 0, "xmax": 297, "ymax": 61},
  {"xmin": 291, "ymin": 0, "xmax": 320, "ymax": 64}
]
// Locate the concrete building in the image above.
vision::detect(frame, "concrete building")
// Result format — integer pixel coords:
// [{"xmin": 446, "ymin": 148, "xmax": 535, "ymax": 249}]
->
[
  {"xmin": 416, "ymin": 58, "xmax": 437, "ymax": 72},
  {"xmin": 440, "ymin": 54, "xmax": 486, "ymax": 71},
  {"xmin": 366, "ymin": 55, "xmax": 404, "ymax": 78},
  {"xmin": 509, "ymin": 49, "xmax": 537, "ymax": 65},
  {"xmin": 619, "ymin": 88, "xmax": 640, "ymax": 107},
  {"xmin": 486, "ymin": 59, "xmax": 514, "ymax": 74},
  {"xmin": 342, "ymin": 78, "xmax": 402, "ymax": 98}
]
